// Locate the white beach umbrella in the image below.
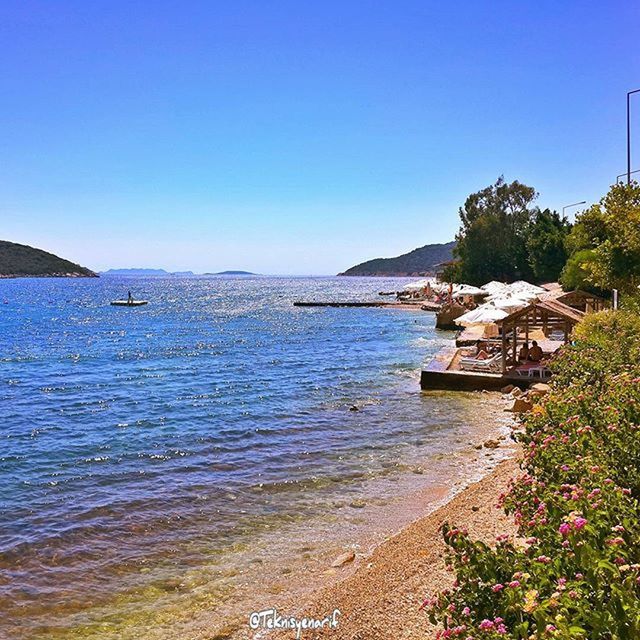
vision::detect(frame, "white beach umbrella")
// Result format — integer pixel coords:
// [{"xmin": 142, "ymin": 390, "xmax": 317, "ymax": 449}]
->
[
  {"xmin": 508, "ymin": 280, "xmax": 545, "ymax": 295},
  {"xmin": 402, "ymin": 278, "xmax": 433, "ymax": 291},
  {"xmin": 481, "ymin": 281, "xmax": 509, "ymax": 295},
  {"xmin": 488, "ymin": 295, "xmax": 531, "ymax": 312},
  {"xmin": 455, "ymin": 284, "xmax": 487, "ymax": 296},
  {"xmin": 487, "ymin": 288, "xmax": 538, "ymax": 301},
  {"xmin": 455, "ymin": 304, "xmax": 509, "ymax": 326}
]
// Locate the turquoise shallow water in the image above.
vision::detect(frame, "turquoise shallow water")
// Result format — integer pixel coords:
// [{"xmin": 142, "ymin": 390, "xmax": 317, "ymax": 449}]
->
[{"xmin": 0, "ymin": 275, "xmax": 497, "ymax": 637}]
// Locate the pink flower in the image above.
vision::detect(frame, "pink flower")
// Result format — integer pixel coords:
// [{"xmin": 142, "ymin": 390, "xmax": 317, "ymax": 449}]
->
[
  {"xmin": 558, "ymin": 523, "xmax": 571, "ymax": 537},
  {"xmin": 535, "ymin": 555, "xmax": 551, "ymax": 564},
  {"xmin": 462, "ymin": 606, "xmax": 471, "ymax": 616},
  {"xmin": 508, "ymin": 580, "xmax": 520, "ymax": 588},
  {"xmin": 574, "ymin": 516, "xmax": 587, "ymax": 530},
  {"xmin": 479, "ymin": 619, "xmax": 494, "ymax": 630},
  {"xmin": 491, "ymin": 583, "xmax": 504, "ymax": 592}
]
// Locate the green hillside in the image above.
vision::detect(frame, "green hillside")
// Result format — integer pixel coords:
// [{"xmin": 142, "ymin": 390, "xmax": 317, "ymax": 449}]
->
[
  {"xmin": 0, "ymin": 240, "xmax": 97, "ymax": 277},
  {"xmin": 339, "ymin": 241, "xmax": 455, "ymax": 276}
]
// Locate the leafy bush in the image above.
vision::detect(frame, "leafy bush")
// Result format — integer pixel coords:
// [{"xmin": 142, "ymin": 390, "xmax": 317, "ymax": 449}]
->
[{"xmin": 424, "ymin": 310, "xmax": 640, "ymax": 638}]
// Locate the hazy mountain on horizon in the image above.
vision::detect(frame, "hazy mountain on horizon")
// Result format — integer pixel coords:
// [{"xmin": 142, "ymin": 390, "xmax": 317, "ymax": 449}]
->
[
  {"xmin": 203, "ymin": 270, "xmax": 256, "ymax": 276},
  {"xmin": 103, "ymin": 268, "xmax": 257, "ymax": 276},
  {"xmin": 102, "ymin": 268, "xmax": 196, "ymax": 276}
]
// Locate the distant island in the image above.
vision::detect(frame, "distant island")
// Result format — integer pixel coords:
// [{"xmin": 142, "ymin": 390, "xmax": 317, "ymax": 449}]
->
[
  {"xmin": 0, "ymin": 240, "xmax": 97, "ymax": 278},
  {"xmin": 103, "ymin": 268, "xmax": 256, "ymax": 276},
  {"xmin": 204, "ymin": 270, "xmax": 256, "ymax": 276},
  {"xmin": 102, "ymin": 268, "xmax": 195, "ymax": 276},
  {"xmin": 339, "ymin": 241, "xmax": 455, "ymax": 276}
]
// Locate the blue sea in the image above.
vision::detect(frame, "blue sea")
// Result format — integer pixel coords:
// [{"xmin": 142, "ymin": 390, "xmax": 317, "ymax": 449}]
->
[{"xmin": 0, "ymin": 276, "xmax": 511, "ymax": 639}]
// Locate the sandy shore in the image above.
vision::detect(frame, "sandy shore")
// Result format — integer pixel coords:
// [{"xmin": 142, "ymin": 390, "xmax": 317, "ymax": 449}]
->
[{"xmin": 231, "ymin": 454, "xmax": 519, "ymax": 640}]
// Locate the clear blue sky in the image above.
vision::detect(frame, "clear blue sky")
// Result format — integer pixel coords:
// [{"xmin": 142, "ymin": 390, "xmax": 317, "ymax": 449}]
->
[{"xmin": 1, "ymin": 1, "xmax": 639, "ymax": 274}]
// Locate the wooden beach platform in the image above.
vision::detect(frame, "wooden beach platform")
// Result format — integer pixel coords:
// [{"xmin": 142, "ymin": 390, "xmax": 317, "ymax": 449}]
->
[{"xmin": 420, "ymin": 346, "xmax": 531, "ymax": 391}]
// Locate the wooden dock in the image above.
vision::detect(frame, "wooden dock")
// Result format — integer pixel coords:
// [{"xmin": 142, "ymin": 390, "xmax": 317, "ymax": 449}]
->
[{"xmin": 293, "ymin": 301, "xmax": 429, "ymax": 309}]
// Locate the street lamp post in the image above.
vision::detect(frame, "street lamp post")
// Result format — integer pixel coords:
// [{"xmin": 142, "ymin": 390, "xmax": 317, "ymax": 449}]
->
[
  {"xmin": 562, "ymin": 201, "xmax": 586, "ymax": 220},
  {"xmin": 627, "ymin": 89, "xmax": 640, "ymax": 184},
  {"xmin": 616, "ymin": 169, "xmax": 640, "ymax": 183}
]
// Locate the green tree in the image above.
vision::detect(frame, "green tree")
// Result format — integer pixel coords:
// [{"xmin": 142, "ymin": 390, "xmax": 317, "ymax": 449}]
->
[
  {"xmin": 451, "ymin": 177, "xmax": 538, "ymax": 285},
  {"xmin": 563, "ymin": 181, "xmax": 640, "ymax": 293},
  {"xmin": 559, "ymin": 248, "xmax": 601, "ymax": 292},
  {"xmin": 526, "ymin": 208, "xmax": 571, "ymax": 283}
]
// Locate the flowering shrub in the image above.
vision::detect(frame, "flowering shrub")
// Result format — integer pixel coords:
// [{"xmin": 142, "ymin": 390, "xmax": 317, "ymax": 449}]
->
[{"xmin": 425, "ymin": 310, "xmax": 640, "ymax": 638}]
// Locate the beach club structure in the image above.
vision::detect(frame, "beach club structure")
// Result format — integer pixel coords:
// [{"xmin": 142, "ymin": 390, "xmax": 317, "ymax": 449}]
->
[{"xmin": 420, "ymin": 283, "xmax": 606, "ymax": 391}]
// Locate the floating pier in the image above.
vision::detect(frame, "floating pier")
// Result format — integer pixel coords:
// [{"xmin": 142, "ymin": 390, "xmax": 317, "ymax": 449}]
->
[
  {"xmin": 293, "ymin": 301, "xmax": 427, "ymax": 309},
  {"xmin": 110, "ymin": 300, "xmax": 149, "ymax": 307}
]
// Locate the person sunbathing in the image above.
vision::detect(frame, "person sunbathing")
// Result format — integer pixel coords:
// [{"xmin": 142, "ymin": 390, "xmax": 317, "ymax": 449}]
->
[
  {"xmin": 529, "ymin": 340, "xmax": 543, "ymax": 362},
  {"xmin": 518, "ymin": 342, "xmax": 530, "ymax": 361}
]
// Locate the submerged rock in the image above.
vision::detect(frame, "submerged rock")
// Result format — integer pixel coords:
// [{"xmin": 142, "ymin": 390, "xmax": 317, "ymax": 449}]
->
[
  {"xmin": 331, "ymin": 550, "xmax": 356, "ymax": 567},
  {"xmin": 483, "ymin": 439, "xmax": 500, "ymax": 449}
]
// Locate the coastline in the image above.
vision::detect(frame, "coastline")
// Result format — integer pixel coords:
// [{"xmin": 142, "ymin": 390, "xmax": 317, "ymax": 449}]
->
[
  {"xmin": 198, "ymin": 397, "xmax": 519, "ymax": 640},
  {"xmin": 256, "ymin": 455, "xmax": 520, "ymax": 640}
]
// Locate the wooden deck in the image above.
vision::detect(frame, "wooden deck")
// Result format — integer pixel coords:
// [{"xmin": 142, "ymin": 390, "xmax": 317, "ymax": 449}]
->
[
  {"xmin": 420, "ymin": 367, "xmax": 531, "ymax": 391},
  {"xmin": 421, "ymin": 346, "xmax": 539, "ymax": 391}
]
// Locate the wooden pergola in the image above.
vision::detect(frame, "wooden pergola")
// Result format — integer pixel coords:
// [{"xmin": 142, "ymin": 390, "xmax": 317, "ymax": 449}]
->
[{"xmin": 495, "ymin": 300, "xmax": 585, "ymax": 374}]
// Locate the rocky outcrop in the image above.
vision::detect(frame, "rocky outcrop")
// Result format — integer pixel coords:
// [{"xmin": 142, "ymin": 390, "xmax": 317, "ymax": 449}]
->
[{"xmin": 436, "ymin": 303, "xmax": 466, "ymax": 329}]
